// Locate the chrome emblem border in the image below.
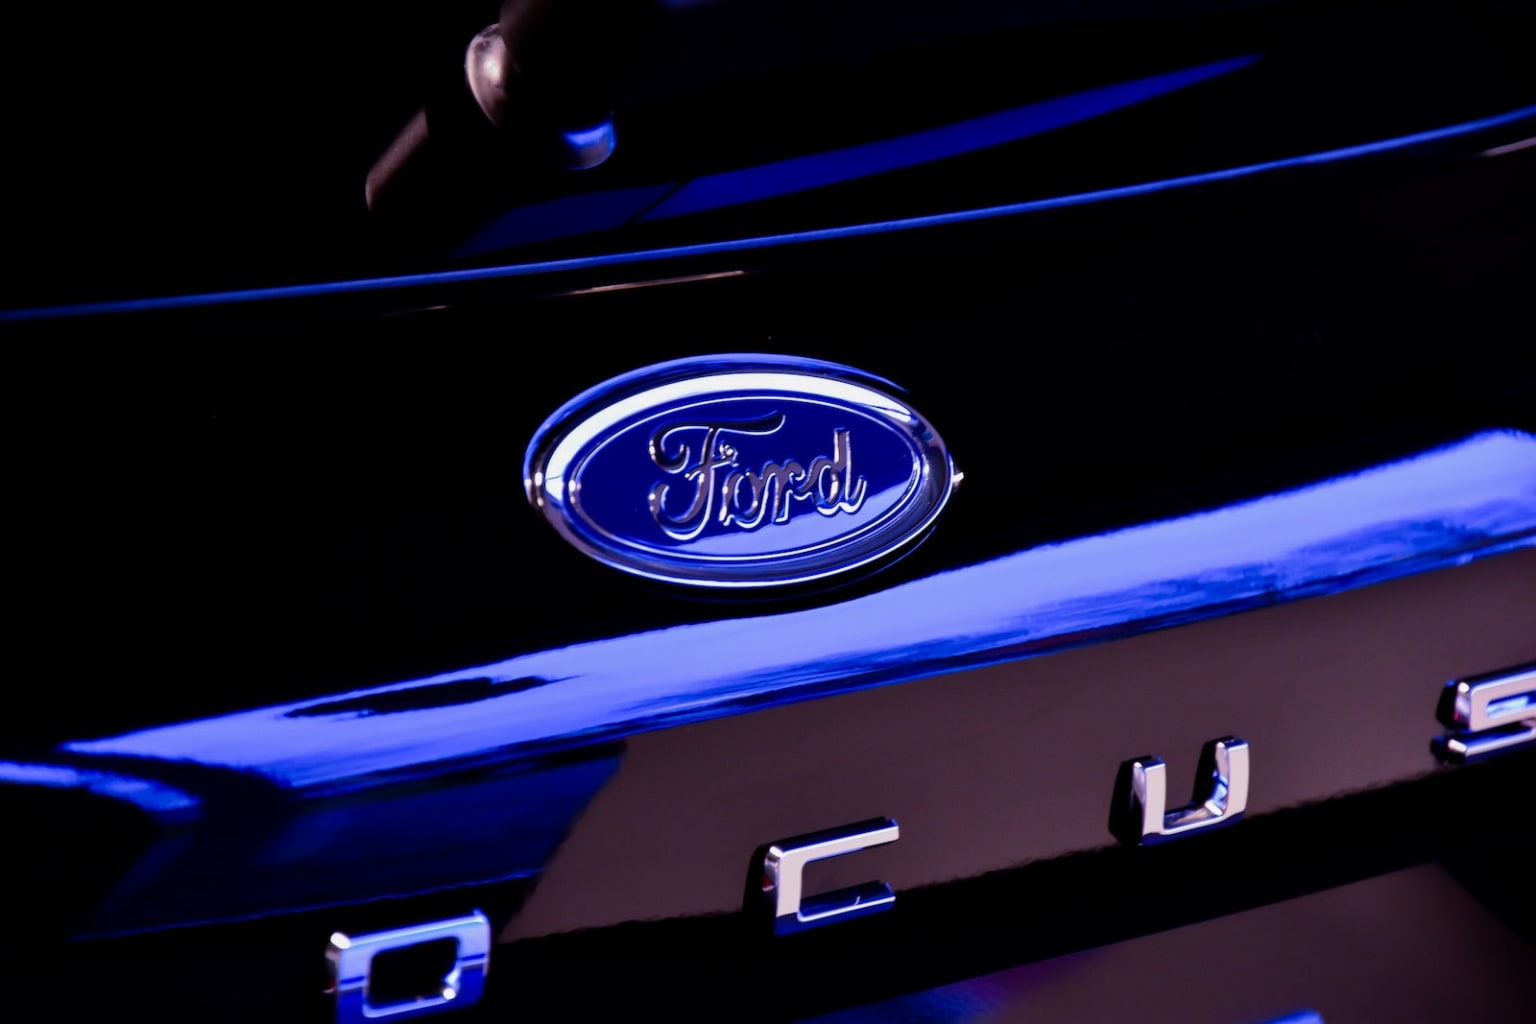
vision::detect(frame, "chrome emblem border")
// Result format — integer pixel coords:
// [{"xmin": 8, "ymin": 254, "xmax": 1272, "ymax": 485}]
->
[{"xmin": 524, "ymin": 354, "xmax": 958, "ymax": 588}]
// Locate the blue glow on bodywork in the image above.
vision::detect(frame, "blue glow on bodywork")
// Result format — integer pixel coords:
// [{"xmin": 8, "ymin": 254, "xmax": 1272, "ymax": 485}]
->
[
  {"xmin": 640, "ymin": 56, "xmax": 1259, "ymax": 221},
  {"xmin": 67, "ymin": 431, "xmax": 1536, "ymax": 788},
  {"xmin": 0, "ymin": 761, "xmax": 200, "ymax": 820},
  {"xmin": 456, "ymin": 56, "xmax": 1255, "ymax": 256},
  {"xmin": 456, "ymin": 183, "xmax": 674, "ymax": 257},
  {"xmin": 6, "ymin": 103, "xmax": 1535, "ymax": 322},
  {"xmin": 73, "ymin": 749, "xmax": 622, "ymax": 934},
  {"xmin": 563, "ymin": 123, "xmax": 616, "ymax": 152}
]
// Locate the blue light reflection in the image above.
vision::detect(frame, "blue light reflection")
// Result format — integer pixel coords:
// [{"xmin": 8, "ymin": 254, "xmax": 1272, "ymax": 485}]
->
[
  {"xmin": 457, "ymin": 183, "xmax": 675, "ymax": 257},
  {"xmin": 6, "ymin": 103, "xmax": 1534, "ymax": 322},
  {"xmin": 68, "ymin": 431, "xmax": 1536, "ymax": 789},
  {"xmin": 71, "ymin": 749, "xmax": 623, "ymax": 934},
  {"xmin": 462, "ymin": 56, "xmax": 1255, "ymax": 255},
  {"xmin": 638, "ymin": 56, "xmax": 1259, "ymax": 221},
  {"xmin": 0, "ymin": 761, "xmax": 200, "ymax": 820}
]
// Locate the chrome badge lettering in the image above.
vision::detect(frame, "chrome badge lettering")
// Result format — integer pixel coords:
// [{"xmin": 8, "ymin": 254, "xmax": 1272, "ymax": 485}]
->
[
  {"xmin": 648, "ymin": 416, "xmax": 867, "ymax": 539},
  {"xmin": 327, "ymin": 912, "xmax": 490, "ymax": 1023},
  {"xmin": 525, "ymin": 355, "xmax": 956, "ymax": 588},
  {"xmin": 754, "ymin": 817, "xmax": 899, "ymax": 935},
  {"xmin": 1109, "ymin": 736, "xmax": 1250, "ymax": 846},
  {"xmin": 1432, "ymin": 663, "xmax": 1536, "ymax": 762}
]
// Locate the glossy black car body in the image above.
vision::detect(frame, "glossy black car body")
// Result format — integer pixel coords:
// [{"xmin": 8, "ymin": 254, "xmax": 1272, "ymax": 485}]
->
[{"xmin": 4, "ymin": 1, "xmax": 1534, "ymax": 1021}]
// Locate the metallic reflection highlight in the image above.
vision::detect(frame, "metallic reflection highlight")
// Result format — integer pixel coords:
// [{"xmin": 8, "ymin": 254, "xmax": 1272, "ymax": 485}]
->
[
  {"xmin": 46, "ymin": 431, "xmax": 1536, "ymax": 934},
  {"xmin": 526, "ymin": 355, "xmax": 955, "ymax": 587},
  {"xmin": 0, "ymin": 761, "xmax": 200, "ymax": 820},
  {"xmin": 1110, "ymin": 737, "xmax": 1249, "ymax": 845},
  {"xmin": 70, "ymin": 431, "xmax": 1536, "ymax": 784},
  {"xmin": 1433, "ymin": 663, "xmax": 1536, "ymax": 763},
  {"xmin": 327, "ymin": 911, "xmax": 490, "ymax": 1023},
  {"xmin": 1481, "ymin": 135, "xmax": 1536, "ymax": 158},
  {"xmin": 757, "ymin": 817, "xmax": 900, "ymax": 935}
]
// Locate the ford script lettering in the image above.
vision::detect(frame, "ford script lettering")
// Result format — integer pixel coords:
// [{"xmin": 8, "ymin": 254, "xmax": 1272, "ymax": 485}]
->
[
  {"xmin": 524, "ymin": 355, "xmax": 956, "ymax": 588},
  {"xmin": 649, "ymin": 416, "xmax": 868, "ymax": 539}
]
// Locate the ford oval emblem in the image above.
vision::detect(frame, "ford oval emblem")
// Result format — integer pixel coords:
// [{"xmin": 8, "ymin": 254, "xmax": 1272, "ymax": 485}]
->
[{"xmin": 524, "ymin": 355, "xmax": 958, "ymax": 588}]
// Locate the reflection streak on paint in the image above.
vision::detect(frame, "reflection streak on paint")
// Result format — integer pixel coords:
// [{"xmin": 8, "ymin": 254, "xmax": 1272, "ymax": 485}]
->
[{"xmin": 64, "ymin": 432, "xmax": 1536, "ymax": 790}]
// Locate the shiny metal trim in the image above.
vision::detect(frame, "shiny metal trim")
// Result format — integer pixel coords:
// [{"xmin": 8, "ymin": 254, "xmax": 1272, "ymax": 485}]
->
[
  {"xmin": 1433, "ymin": 663, "xmax": 1536, "ymax": 763},
  {"xmin": 1110, "ymin": 737, "xmax": 1249, "ymax": 845},
  {"xmin": 1439, "ymin": 665, "xmax": 1535, "ymax": 731},
  {"xmin": 757, "ymin": 817, "xmax": 899, "ymax": 935},
  {"xmin": 464, "ymin": 25, "xmax": 512, "ymax": 129},
  {"xmin": 1433, "ymin": 723, "xmax": 1536, "ymax": 762},
  {"xmin": 464, "ymin": 24, "xmax": 617, "ymax": 170},
  {"xmin": 525, "ymin": 355, "xmax": 957, "ymax": 588},
  {"xmin": 326, "ymin": 912, "xmax": 490, "ymax": 1022}
]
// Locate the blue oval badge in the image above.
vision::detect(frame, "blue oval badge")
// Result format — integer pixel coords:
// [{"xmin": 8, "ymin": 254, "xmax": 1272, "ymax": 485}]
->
[{"xmin": 525, "ymin": 355, "xmax": 957, "ymax": 588}]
